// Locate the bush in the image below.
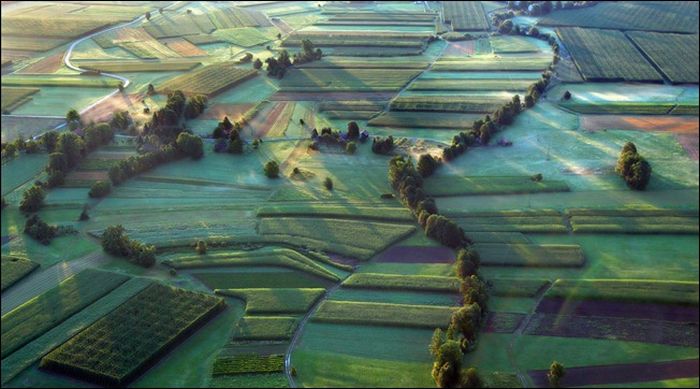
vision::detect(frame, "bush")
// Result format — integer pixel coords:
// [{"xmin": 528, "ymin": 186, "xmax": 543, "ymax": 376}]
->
[
  {"xmin": 79, "ymin": 205, "xmax": 90, "ymax": 221},
  {"xmin": 563, "ymin": 90, "xmax": 572, "ymax": 100},
  {"xmin": 176, "ymin": 132, "xmax": 204, "ymax": 159},
  {"xmin": 456, "ymin": 248, "xmax": 480, "ymax": 278},
  {"xmin": 19, "ymin": 184, "xmax": 45, "ymax": 213},
  {"xmin": 101, "ymin": 225, "xmax": 156, "ymax": 267},
  {"xmin": 346, "ymin": 141, "xmax": 356, "ymax": 154},
  {"xmin": 253, "ymin": 58, "xmax": 263, "ymax": 69},
  {"xmin": 324, "ymin": 177, "xmax": 333, "ymax": 191},
  {"xmin": 89, "ymin": 181, "xmax": 111, "ymax": 198},
  {"xmin": 371, "ymin": 136, "xmax": 394, "ymax": 155},
  {"xmin": 531, "ymin": 173, "xmax": 543, "ymax": 182},
  {"xmin": 425, "ymin": 214, "xmax": 466, "ymax": 248},
  {"xmin": 548, "ymin": 361, "xmax": 565, "ymax": 388},
  {"xmin": 347, "ymin": 121, "xmax": 360, "ymax": 139},
  {"xmin": 498, "ymin": 19, "xmax": 513, "ymax": 34},
  {"xmin": 24, "ymin": 215, "xmax": 58, "ymax": 245},
  {"xmin": 196, "ymin": 240, "xmax": 207, "ymax": 255},
  {"xmin": 264, "ymin": 160, "xmax": 279, "ymax": 178}
]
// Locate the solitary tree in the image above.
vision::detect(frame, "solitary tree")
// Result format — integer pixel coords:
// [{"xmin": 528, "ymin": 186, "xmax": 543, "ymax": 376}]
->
[
  {"xmin": 347, "ymin": 121, "xmax": 360, "ymax": 139},
  {"xmin": 264, "ymin": 160, "xmax": 279, "ymax": 178},
  {"xmin": 66, "ymin": 109, "xmax": 80, "ymax": 125},
  {"xmin": 145, "ymin": 11, "xmax": 151, "ymax": 20},
  {"xmin": 324, "ymin": 177, "xmax": 333, "ymax": 191},
  {"xmin": 195, "ymin": 240, "xmax": 207, "ymax": 255},
  {"xmin": 253, "ymin": 58, "xmax": 263, "ymax": 69},
  {"xmin": 19, "ymin": 184, "xmax": 46, "ymax": 213},
  {"xmin": 548, "ymin": 361, "xmax": 565, "ymax": 388}
]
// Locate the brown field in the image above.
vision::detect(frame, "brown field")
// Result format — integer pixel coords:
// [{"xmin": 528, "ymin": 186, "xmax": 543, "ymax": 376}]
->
[
  {"xmin": 483, "ymin": 312, "xmax": 525, "ymax": 333},
  {"xmin": 17, "ymin": 53, "xmax": 64, "ymax": 74},
  {"xmin": 199, "ymin": 103, "xmax": 256, "ymax": 121},
  {"xmin": 443, "ymin": 40, "xmax": 476, "ymax": 56},
  {"xmin": 160, "ymin": 38, "xmax": 208, "ymax": 57},
  {"xmin": 524, "ymin": 313, "xmax": 698, "ymax": 347},
  {"xmin": 245, "ymin": 102, "xmax": 289, "ymax": 138},
  {"xmin": 270, "ymin": 91, "xmax": 395, "ymax": 101},
  {"xmin": 580, "ymin": 114, "xmax": 699, "ymax": 159},
  {"xmin": 529, "ymin": 359, "xmax": 699, "ymax": 387},
  {"xmin": 374, "ymin": 246, "xmax": 455, "ymax": 263},
  {"xmin": 79, "ymin": 92, "xmax": 147, "ymax": 124},
  {"xmin": 536, "ymin": 297, "xmax": 699, "ymax": 322}
]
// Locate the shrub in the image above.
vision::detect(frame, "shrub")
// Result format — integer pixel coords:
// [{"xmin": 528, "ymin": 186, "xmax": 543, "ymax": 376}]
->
[
  {"xmin": 176, "ymin": 132, "xmax": 204, "ymax": 159},
  {"xmin": 324, "ymin": 177, "xmax": 333, "ymax": 191},
  {"xmin": 498, "ymin": 19, "xmax": 513, "ymax": 34},
  {"xmin": 563, "ymin": 90, "xmax": 571, "ymax": 100},
  {"xmin": 371, "ymin": 136, "xmax": 394, "ymax": 155},
  {"xmin": 24, "ymin": 215, "xmax": 58, "ymax": 245},
  {"xmin": 79, "ymin": 205, "xmax": 90, "ymax": 221},
  {"xmin": 89, "ymin": 181, "xmax": 111, "ymax": 198},
  {"xmin": 347, "ymin": 121, "xmax": 360, "ymax": 139},
  {"xmin": 346, "ymin": 141, "xmax": 357, "ymax": 154},
  {"xmin": 425, "ymin": 214, "xmax": 465, "ymax": 248},
  {"xmin": 417, "ymin": 154, "xmax": 440, "ymax": 177},
  {"xmin": 455, "ymin": 248, "xmax": 480, "ymax": 278},
  {"xmin": 531, "ymin": 173, "xmax": 543, "ymax": 182},
  {"xmin": 548, "ymin": 361, "xmax": 565, "ymax": 388},
  {"xmin": 19, "ymin": 184, "xmax": 45, "ymax": 213},
  {"xmin": 253, "ymin": 58, "xmax": 263, "ymax": 69},
  {"xmin": 196, "ymin": 240, "xmax": 207, "ymax": 255},
  {"xmin": 264, "ymin": 160, "xmax": 279, "ymax": 178},
  {"xmin": 101, "ymin": 225, "xmax": 155, "ymax": 267}
]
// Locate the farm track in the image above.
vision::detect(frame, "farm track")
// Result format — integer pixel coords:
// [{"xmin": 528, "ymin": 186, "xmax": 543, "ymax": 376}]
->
[
  {"xmin": 1, "ymin": 250, "xmax": 107, "ymax": 315},
  {"xmin": 505, "ymin": 281, "xmax": 555, "ymax": 388},
  {"xmin": 285, "ymin": 282, "xmax": 343, "ymax": 388}
]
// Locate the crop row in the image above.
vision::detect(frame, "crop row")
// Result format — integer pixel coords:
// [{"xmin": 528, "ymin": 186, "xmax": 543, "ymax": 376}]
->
[
  {"xmin": 423, "ymin": 175, "xmax": 570, "ymax": 196},
  {"xmin": 212, "ymin": 354, "xmax": 284, "ymax": 375},
  {"xmin": 232, "ymin": 316, "xmax": 299, "ymax": 341},
  {"xmin": 390, "ymin": 95, "xmax": 512, "ymax": 113},
  {"xmin": 342, "ymin": 273, "xmax": 459, "ymax": 293},
  {"xmin": 255, "ymin": 204, "xmax": 413, "ymax": 222},
  {"xmin": 312, "ymin": 300, "xmax": 456, "ymax": 329},
  {"xmin": 77, "ymin": 59, "xmax": 202, "ymax": 73},
  {"xmin": 368, "ymin": 111, "xmax": 484, "ymax": 129},
  {"xmin": 443, "ymin": 1, "xmax": 489, "ymax": 31},
  {"xmin": 472, "ymin": 243, "xmax": 585, "ymax": 267},
  {"xmin": 1, "ymin": 87, "xmax": 39, "ymax": 112},
  {"xmin": 545, "ymin": 279, "xmax": 699, "ymax": 306}
]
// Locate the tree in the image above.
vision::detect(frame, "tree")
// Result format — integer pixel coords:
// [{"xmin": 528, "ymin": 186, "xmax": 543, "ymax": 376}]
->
[
  {"xmin": 431, "ymin": 340, "xmax": 462, "ymax": 388},
  {"xmin": 42, "ymin": 131, "xmax": 59, "ymax": 152},
  {"xmin": 1, "ymin": 197, "xmax": 6, "ymax": 209},
  {"xmin": 524, "ymin": 94, "xmax": 535, "ymax": 108},
  {"xmin": 147, "ymin": 83, "xmax": 156, "ymax": 95},
  {"xmin": 24, "ymin": 215, "xmax": 58, "ymax": 245},
  {"xmin": 512, "ymin": 94, "xmax": 522, "ymax": 113},
  {"xmin": 145, "ymin": 11, "xmax": 151, "ymax": 20},
  {"xmin": 175, "ymin": 132, "xmax": 204, "ymax": 159},
  {"xmin": 229, "ymin": 137, "xmax": 244, "ymax": 154},
  {"xmin": 66, "ymin": 109, "xmax": 80, "ymax": 124},
  {"xmin": 264, "ymin": 160, "xmax": 279, "ymax": 178},
  {"xmin": 417, "ymin": 154, "xmax": 439, "ymax": 177},
  {"xmin": 498, "ymin": 19, "xmax": 513, "ymax": 34},
  {"xmin": 347, "ymin": 121, "xmax": 360, "ymax": 139},
  {"xmin": 621, "ymin": 141, "xmax": 637, "ymax": 155},
  {"xmin": 254, "ymin": 58, "xmax": 263, "ymax": 69},
  {"xmin": 425, "ymin": 214, "xmax": 465, "ymax": 248},
  {"xmin": 450, "ymin": 303, "xmax": 481, "ymax": 341},
  {"xmin": 531, "ymin": 173, "xmax": 543, "ymax": 182},
  {"xmin": 627, "ymin": 156, "xmax": 652, "ymax": 190},
  {"xmin": 563, "ymin": 90, "xmax": 572, "ymax": 100},
  {"xmin": 456, "ymin": 248, "xmax": 480, "ymax": 278},
  {"xmin": 47, "ymin": 152, "xmax": 67, "ymax": 174},
  {"xmin": 548, "ymin": 361, "xmax": 565, "ymax": 388},
  {"xmin": 56, "ymin": 132, "xmax": 85, "ymax": 168},
  {"xmin": 89, "ymin": 181, "xmax": 112, "ymax": 198},
  {"xmin": 429, "ymin": 328, "xmax": 445, "ymax": 357},
  {"xmin": 19, "ymin": 184, "xmax": 45, "ymax": 213},
  {"xmin": 277, "ymin": 32, "xmax": 282, "ymax": 40},
  {"xmin": 2, "ymin": 143, "xmax": 17, "ymax": 160},
  {"xmin": 529, "ymin": 26, "xmax": 540, "ymax": 37},
  {"xmin": 324, "ymin": 177, "xmax": 333, "ymax": 191},
  {"xmin": 47, "ymin": 169, "xmax": 65, "ymax": 188},
  {"xmin": 102, "ymin": 225, "xmax": 130, "ymax": 256},
  {"xmin": 542, "ymin": 0, "xmax": 553, "ymax": 14},
  {"xmin": 461, "ymin": 275, "xmax": 488, "ymax": 308},
  {"xmin": 79, "ymin": 204, "xmax": 90, "ymax": 221},
  {"xmin": 196, "ymin": 240, "xmax": 207, "ymax": 255},
  {"xmin": 24, "ymin": 140, "xmax": 40, "ymax": 153}
]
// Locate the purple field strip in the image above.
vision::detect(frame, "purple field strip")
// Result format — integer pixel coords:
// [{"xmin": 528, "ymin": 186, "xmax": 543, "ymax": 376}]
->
[
  {"xmin": 374, "ymin": 246, "xmax": 455, "ymax": 263},
  {"xmin": 536, "ymin": 297, "xmax": 700, "ymax": 322}
]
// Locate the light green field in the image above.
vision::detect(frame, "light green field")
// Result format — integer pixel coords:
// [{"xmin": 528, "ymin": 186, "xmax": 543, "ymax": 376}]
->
[{"xmin": 10, "ymin": 87, "xmax": 114, "ymax": 116}]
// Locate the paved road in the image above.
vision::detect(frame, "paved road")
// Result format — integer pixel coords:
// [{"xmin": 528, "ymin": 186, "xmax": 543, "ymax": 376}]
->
[
  {"xmin": 1, "ymin": 250, "xmax": 108, "ymax": 315},
  {"xmin": 284, "ymin": 282, "xmax": 342, "ymax": 388}
]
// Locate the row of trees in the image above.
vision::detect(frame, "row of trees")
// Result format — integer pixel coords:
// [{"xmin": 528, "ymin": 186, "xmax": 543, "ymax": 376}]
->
[
  {"xmin": 101, "ymin": 225, "xmax": 156, "ymax": 267},
  {"xmin": 615, "ymin": 142, "xmax": 652, "ymax": 190},
  {"xmin": 292, "ymin": 39, "xmax": 323, "ymax": 65},
  {"xmin": 265, "ymin": 50, "xmax": 293, "ymax": 78},
  {"xmin": 371, "ymin": 135, "xmax": 395, "ymax": 155},
  {"xmin": 183, "ymin": 94, "xmax": 208, "ymax": 120},
  {"xmin": 24, "ymin": 214, "xmax": 75, "ymax": 245},
  {"xmin": 264, "ymin": 39, "xmax": 322, "ymax": 78},
  {"xmin": 108, "ymin": 144, "xmax": 180, "ymax": 185}
]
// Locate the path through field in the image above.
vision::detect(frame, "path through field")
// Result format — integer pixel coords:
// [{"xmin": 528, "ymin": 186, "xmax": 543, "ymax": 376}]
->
[
  {"xmin": 285, "ymin": 282, "xmax": 342, "ymax": 388},
  {"xmin": 0, "ymin": 250, "xmax": 107, "ymax": 315}
]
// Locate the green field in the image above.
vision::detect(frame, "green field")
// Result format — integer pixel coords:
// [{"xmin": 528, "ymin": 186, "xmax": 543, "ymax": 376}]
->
[
  {"xmin": 255, "ymin": 204, "xmax": 412, "ymax": 221},
  {"xmin": 0, "ymin": 256, "xmax": 39, "ymax": 292},
  {"xmin": 1, "ymin": 74, "xmax": 122, "ymax": 88},
  {"xmin": 313, "ymin": 300, "xmax": 455, "ymax": 329},
  {"xmin": 367, "ymin": 111, "xmax": 485, "ymax": 129},
  {"xmin": 545, "ymin": 279, "xmax": 699, "ymax": 305},
  {"xmin": 474, "ymin": 243, "xmax": 585, "ymax": 267},
  {"xmin": 232, "ymin": 316, "xmax": 299, "ymax": 341},
  {"xmin": 211, "ymin": 27, "xmax": 275, "ymax": 47},
  {"xmin": 1, "ymin": 87, "xmax": 40, "ymax": 112},
  {"xmin": 424, "ymin": 176, "xmax": 570, "ymax": 196},
  {"xmin": 556, "ymin": 27, "xmax": 663, "ymax": 82},
  {"xmin": 212, "ymin": 354, "xmax": 284, "ymax": 375},
  {"xmin": 215, "ymin": 288, "xmax": 325, "ymax": 314},
  {"xmin": 1, "ymin": 269, "xmax": 129, "ymax": 359},
  {"xmin": 278, "ymin": 68, "xmax": 421, "ymax": 92},
  {"xmin": 390, "ymin": 94, "xmax": 512, "ymax": 113},
  {"xmin": 626, "ymin": 31, "xmax": 699, "ymax": 84},
  {"xmin": 342, "ymin": 273, "xmax": 460, "ymax": 293},
  {"xmin": 76, "ymin": 59, "xmax": 202, "ymax": 72},
  {"xmin": 443, "ymin": 1, "xmax": 488, "ymax": 31},
  {"xmin": 432, "ymin": 55, "xmax": 552, "ymax": 71}
]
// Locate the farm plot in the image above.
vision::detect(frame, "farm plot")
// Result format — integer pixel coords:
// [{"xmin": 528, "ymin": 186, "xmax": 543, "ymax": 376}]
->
[
  {"xmin": 443, "ymin": 1, "xmax": 489, "ymax": 31},
  {"xmin": 0, "ymin": 256, "xmax": 39, "ymax": 292},
  {"xmin": 91, "ymin": 27, "xmax": 155, "ymax": 49},
  {"xmin": 544, "ymin": 279, "xmax": 699, "ymax": 306},
  {"xmin": 489, "ymin": 278, "xmax": 550, "ymax": 298},
  {"xmin": 278, "ymin": 68, "xmax": 421, "ymax": 92},
  {"xmin": 368, "ymin": 111, "xmax": 484, "ymax": 129},
  {"xmin": 483, "ymin": 312, "xmax": 526, "ymax": 333},
  {"xmin": 341, "ymin": 273, "xmax": 460, "ymax": 293},
  {"xmin": 232, "ymin": 316, "xmax": 299, "ymax": 341},
  {"xmin": 40, "ymin": 283, "xmax": 225, "ymax": 387},
  {"xmin": 1, "ymin": 87, "xmax": 39, "ymax": 112},
  {"xmin": 16, "ymin": 54, "xmax": 64, "ymax": 74},
  {"xmin": 312, "ymin": 300, "xmax": 455, "ymax": 329},
  {"xmin": 408, "ymin": 78, "xmax": 534, "ymax": 92},
  {"xmin": 627, "ymin": 31, "xmax": 699, "ymax": 84},
  {"xmin": 373, "ymin": 245, "xmax": 455, "ymax": 263},
  {"xmin": 537, "ymin": 1, "xmax": 699, "ymax": 34},
  {"xmin": 211, "ymin": 27, "xmax": 275, "ymax": 47},
  {"xmin": 1, "ymin": 269, "xmax": 129, "ymax": 359},
  {"xmin": 160, "ymin": 38, "xmax": 208, "ymax": 57},
  {"xmin": 524, "ymin": 313, "xmax": 698, "ymax": 347},
  {"xmin": 203, "ymin": 5, "xmax": 271, "ymax": 29},
  {"xmin": 0, "ymin": 278, "xmax": 153, "ymax": 386},
  {"xmin": 424, "ymin": 176, "xmax": 570, "ymax": 196},
  {"xmin": 212, "ymin": 354, "xmax": 284, "ymax": 375},
  {"xmin": 255, "ymin": 204, "xmax": 412, "ymax": 222},
  {"xmin": 143, "ymin": 14, "xmax": 213, "ymax": 39},
  {"xmin": 1, "ymin": 16, "xmax": 119, "ymax": 39},
  {"xmin": 76, "ymin": 59, "xmax": 202, "ymax": 72},
  {"xmin": 157, "ymin": 63, "xmax": 257, "ymax": 96},
  {"xmin": 192, "ymin": 269, "xmax": 331, "ymax": 290},
  {"xmin": 390, "ymin": 94, "xmax": 511, "ymax": 113},
  {"xmin": 489, "ymin": 35, "xmax": 544, "ymax": 54},
  {"xmin": 1, "ymin": 74, "xmax": 121, "ymax": 88},
  {"xmin": 556, "ymin": 27, "xmax": 663, "ymax": 82},
  {"xmin": 432, "ymin": 55, "xmax": 552, "ymax": 71},
  {"xmin": 568, "ymin": 210, "xmax": 699, "ymax": 234},
  {"xmin": 1, "ymin": 36, "xmax": 68, "ymax": 52},
  {"xmin": 473, "ymin": 243, "xmax": 585, "ymax": 267},
  {"xmin": 215, "ymin": 288, "xmax": 324, "ymax": 314},
  {"xmin": 117, "ymin": 40, "xmax": 181, "ymax": 59},
  {"xmin": 297, "ymin": 58, "xmax": 430, "ymax": 69},
  {"xmin": 258, "ymin": 217, "xmax": 416, "ymax": 260}
]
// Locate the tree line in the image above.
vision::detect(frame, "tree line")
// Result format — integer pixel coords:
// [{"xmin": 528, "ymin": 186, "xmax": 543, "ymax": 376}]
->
[{"xmin": 101, "ymin": 225, "xmax": 156, "ymax": 268}]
